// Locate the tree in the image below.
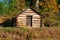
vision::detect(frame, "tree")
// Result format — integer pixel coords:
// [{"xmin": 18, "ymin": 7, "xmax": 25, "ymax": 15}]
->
[
  {"xmin": 36, "ymin": 0, "xmax": 39, "ymax": 8},
  {"xmin": 0, "ymin": 2, "xmax": 4, "ymax": 15}
]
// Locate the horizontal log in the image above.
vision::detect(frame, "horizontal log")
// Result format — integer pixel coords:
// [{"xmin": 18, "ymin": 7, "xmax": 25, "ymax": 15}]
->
[
  {"xmin": 23, "ymin": 12, "xmax": 34, "ymax": 13},
  {"xmin": 26, "ymin": 9, "xmax": 31, "ymax": 10},
  {"xmin": 32, "ymin": 26, "xmax": 40, "ymax": 27},
  {"xmin": 33, "ymin": 19, "xmax": 40, "ymax": 20},
  {"xmin": 33, "ymin": 25, "xmax": 40, "ymax": 26},
  {"xmin": 24, "ymin": 10, "xmax": 34, "ymax": 12},
  {"xmin": 21, "ymin": 13, "xmax": 36, "ymax": 15}
]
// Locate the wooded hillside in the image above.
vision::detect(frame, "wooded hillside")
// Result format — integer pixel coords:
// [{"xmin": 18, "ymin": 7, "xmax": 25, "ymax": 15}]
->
[{"xmin": 0, "ymin": 0, "xmax": 60, "ymax": 27}]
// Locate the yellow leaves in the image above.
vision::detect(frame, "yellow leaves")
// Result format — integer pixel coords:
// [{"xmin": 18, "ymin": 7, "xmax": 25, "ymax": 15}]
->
[
  {"xmin": 39, "ymin": 2, "xmax": 43, "ymax": 6},
  {"xmin": 39, "ymin": 0, "xmax": 58, "ymax": 13},
  {"xmin": 16, "ymin": 0, "xmax": 25, "ymax": 9},
  {"xmin": 58, "ymin": 5, "xmax": 60, "ymax": 8},
  {"xmin": 47, "ymin": 5, "xmax": 52, "ymax": 8},
  {"xmin": 53, "ymin": 7, "xmax": 58, "ymax": 12}
]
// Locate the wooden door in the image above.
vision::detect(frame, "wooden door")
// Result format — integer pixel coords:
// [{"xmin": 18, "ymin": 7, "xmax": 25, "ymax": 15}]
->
[{"xmin": 27, "ymin": 16, "xmax": 32, "ymax": 27}]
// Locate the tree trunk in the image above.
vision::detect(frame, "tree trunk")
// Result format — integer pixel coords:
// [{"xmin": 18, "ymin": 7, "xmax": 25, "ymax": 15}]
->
[{"xmin": 36, "ymin": 0, "xmax": 39, "ymax": 8}]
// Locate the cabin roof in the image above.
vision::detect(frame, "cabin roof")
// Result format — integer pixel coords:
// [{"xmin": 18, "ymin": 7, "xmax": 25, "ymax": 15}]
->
[
  {"xmin": 14, "ymin": 7, "xmax": 44, "ymax": 18},
  {"xmin": 20, "ymin": 7, "xmax": 42, "ymax": 15}
]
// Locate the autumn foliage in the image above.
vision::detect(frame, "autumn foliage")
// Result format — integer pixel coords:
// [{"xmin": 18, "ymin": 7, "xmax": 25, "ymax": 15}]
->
[{"xmin": 0, "ymin": 0, "xmax": 60, "ymax": 27}]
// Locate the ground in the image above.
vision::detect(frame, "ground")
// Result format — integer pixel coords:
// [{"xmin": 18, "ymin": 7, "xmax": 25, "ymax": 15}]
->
[{"xmin": 0, "ymin": 26, "xmax": 60, "ymax": 40}]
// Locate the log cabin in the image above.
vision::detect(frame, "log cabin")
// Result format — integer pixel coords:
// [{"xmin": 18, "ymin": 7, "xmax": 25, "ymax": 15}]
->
[{"xmin": 15, "ymin": 8, "xmax": 44, "ymax": 27}]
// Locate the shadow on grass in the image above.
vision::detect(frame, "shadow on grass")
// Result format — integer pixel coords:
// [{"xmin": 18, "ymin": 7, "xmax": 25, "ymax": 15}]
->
[{"xmin": 0, "ymin": 17, "xmax": 16, "ymax": 27}]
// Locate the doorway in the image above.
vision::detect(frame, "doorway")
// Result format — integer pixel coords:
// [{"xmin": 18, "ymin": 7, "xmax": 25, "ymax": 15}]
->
[{"xmin": 26, "ymin": 16, "xmax": 32, "ymax": 27}]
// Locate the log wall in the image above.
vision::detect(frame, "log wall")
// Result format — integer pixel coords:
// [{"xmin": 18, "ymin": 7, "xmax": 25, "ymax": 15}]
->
[{"xmin": 17, "ymin": 8, "xmax": 43, "ymax": 27}]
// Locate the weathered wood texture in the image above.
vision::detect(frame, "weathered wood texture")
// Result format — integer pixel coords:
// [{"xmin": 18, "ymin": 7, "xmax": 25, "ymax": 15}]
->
[{"xmin": 16, "ymin": 8, "xmax": 44, "ymax": 27}]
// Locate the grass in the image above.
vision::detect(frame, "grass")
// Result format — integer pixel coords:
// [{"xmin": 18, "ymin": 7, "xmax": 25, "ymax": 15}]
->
[{"xmin": 0, "ymin": 27, "xmax": 60, "ymax": 40}]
